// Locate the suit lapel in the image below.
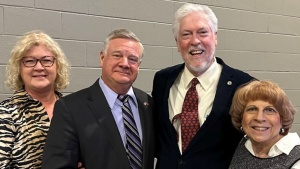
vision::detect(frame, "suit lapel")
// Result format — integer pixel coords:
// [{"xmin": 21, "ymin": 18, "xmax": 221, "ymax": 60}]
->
[
  {"xmin": 87, "ymin": 80, "xmax": 130, "ymax": 168},
  {"xmin": 163, "ymin": 65, "xmax": 185, "ymax": 153},
  {"xmin": 134, "ymin": 89, "xmax": 147, "ymax": 146},
  {"xmin": 164, "ymin": 64, "xmax": 185, "ymax": 121},
  {"xmin": 133, "ymin": 89, "xmax": 149, "ymax": 168}
]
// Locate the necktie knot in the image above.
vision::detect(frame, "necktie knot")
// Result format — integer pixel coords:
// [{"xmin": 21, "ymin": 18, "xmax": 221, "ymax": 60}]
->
[
  {"xmin": 118, "ymin": 94, "xmax": 130, "ymax": 103},
  {"xmin": 191, "ymin": 78, "xmax": 199, "ymax": 88}
]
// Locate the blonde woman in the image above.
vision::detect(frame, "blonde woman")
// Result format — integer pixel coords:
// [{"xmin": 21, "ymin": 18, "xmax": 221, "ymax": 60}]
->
[{"xmin": 0, "ymin": 30, "xmax": 70, "ymax": 168}]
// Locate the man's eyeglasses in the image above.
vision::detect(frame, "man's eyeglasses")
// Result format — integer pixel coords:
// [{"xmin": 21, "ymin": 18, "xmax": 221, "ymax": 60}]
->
[{"xmin": 22, "ymin": 56, "xmax": 56, "ymax": 67}]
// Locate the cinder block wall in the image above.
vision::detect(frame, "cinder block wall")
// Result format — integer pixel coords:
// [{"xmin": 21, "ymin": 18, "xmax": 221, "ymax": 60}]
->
[{"xmin": 0, "ymin": 0, "xmax": 299, "ymax": 134}]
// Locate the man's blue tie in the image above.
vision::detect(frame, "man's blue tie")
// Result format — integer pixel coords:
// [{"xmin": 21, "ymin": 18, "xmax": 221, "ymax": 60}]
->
[{"xmin": 118, "ymin": 95, "xmax": 143, "ymax": 169}]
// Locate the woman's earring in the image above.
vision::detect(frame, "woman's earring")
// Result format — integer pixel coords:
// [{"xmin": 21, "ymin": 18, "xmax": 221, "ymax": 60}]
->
[
  {"xmin": 240, "ymin": 126, "xmax": 243, "ymax": 132},
  {"xmin": 280, "ymin": 128, "xmax": 285, "ymax": 134}
]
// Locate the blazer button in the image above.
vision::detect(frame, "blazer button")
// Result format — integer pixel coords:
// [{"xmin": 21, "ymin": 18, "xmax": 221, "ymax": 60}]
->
[{"xmin": 178, "ymin": 159, "xmax": 186, "ymax": 169}]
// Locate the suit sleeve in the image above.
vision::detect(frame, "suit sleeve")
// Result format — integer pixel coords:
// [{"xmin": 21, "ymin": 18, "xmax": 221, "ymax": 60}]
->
[
  {"xmin": 42, "ymin": 99, "xmax": 80, "ymax": 169},
  {"xmin": 151, "ymin": 71, "xmax": 164, "ymax": 159}
]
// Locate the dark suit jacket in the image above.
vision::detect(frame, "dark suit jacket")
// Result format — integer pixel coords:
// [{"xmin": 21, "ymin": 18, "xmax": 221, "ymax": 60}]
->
[
  {"xmin": 42, "ymin": 80, "xmax": 155, "ymax": 169},
  {"xmin": 152, "ymin": 57, "xmax": 254, "ymax": 169}
]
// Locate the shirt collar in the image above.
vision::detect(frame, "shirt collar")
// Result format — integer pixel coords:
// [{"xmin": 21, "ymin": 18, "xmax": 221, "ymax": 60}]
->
[
  {"xmin": 271, "ymin": 132, "xmax": 300, "ymax": 155},
  {"xmin": 12, "ymin": 88, "xmax": 62, "ymax": 104},
  {"xmin": 244, "ymin": 133, "xmax": 300, "ymax": 157},
  {"xmin": 99, "ymin": 78, "xmax": 137, "ymax": 109},
  {"xmin": 182, "ymin": 57, "xmax": 218, "ymax": 91}
]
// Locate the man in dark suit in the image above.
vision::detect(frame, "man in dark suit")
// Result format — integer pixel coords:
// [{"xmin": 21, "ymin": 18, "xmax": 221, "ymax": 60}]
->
[
  {"xmin": 42, "ymin": 29, "xmax": 155, "ymax": 169},
  {"xmin": 152, "ymin": 3, "xmax": 254, "ymax": 169}
]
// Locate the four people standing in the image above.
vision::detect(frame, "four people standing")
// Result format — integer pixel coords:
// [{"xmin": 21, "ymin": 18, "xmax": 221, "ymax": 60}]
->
[{"xmin": 0, "ymin": 3, "xmax": 298, "ymax": 169}]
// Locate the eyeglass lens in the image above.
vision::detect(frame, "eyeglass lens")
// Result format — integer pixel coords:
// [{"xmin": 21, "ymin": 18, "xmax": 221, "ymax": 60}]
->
[{"xmin": 22, "ymin": 56, "xmax": 55, "ymax": 67}]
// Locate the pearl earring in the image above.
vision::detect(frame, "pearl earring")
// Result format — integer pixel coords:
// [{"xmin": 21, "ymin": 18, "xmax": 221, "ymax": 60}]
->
[{"xmin": 280, "ymin": 128, "xmax": 285, "ymax": 134}]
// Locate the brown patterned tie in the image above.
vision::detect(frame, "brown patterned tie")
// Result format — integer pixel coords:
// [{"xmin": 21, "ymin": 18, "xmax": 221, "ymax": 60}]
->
[{"xmin": 181, "ymin": 78, "xmax": 200, "ymax": 151}]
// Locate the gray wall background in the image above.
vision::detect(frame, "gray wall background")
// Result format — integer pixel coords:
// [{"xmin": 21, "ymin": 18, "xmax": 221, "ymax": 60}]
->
[{"xmin": 0, "ymin": 0, "xmax": 299, "ymax": 134}]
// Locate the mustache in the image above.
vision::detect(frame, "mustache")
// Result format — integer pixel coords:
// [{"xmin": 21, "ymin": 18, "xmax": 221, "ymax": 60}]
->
[{"xmin": 188, "ymin": 45, "xmax": 204, "ymax": 52}]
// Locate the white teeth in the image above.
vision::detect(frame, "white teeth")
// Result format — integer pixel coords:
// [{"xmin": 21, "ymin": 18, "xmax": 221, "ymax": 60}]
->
[
  {"xmin": 190, "ymin": 50, "xmax": 204, "ymax": 55},
  {"xmin": 253, "ymin": 127, "xmax": 268, "ymax": 131}
]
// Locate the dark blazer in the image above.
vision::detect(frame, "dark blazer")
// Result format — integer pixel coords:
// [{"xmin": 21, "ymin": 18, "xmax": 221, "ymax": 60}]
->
[
  {"xmin": 152, "ymin": 57, "xmax": 254, "ymax": 169},
  {"xmin": 42, "ymin": 80, "xmax": 155, "ymax": 169}
]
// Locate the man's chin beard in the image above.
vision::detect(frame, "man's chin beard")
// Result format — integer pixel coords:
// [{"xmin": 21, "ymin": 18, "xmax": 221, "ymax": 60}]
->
[{"xmin": 188, "ymin": 63, "xmax": 210, "ymax": 76}]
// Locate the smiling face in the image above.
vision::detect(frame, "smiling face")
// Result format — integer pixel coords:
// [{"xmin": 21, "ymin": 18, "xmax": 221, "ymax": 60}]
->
[
  {"xmin": 100, "ymin": 38, "xmax": 142, "ymax": 94},
  {"xmin": 242, "ymin": 100, "xmax": 283, "ymax": 146},
  {"xmin": 20, "ymin": 44, "xmax": 57, "ymax": 94},
  {"xmin": 176, "ymin": 12, "xmax": 217, "ymax": 77}
]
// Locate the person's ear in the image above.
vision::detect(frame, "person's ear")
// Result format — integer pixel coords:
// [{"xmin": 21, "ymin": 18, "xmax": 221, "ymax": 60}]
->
[{"xmin": 100, "ymin": 51, "xmax": 105, "ymax": 67}]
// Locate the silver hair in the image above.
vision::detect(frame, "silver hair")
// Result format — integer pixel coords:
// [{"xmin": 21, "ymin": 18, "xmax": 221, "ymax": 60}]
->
[
  {"xmin": 102, "ymin": 29, "xmax": 144, "ymax": 61},
  {"xmin": 173, "ymin": 3, "xmax": 218, "ymax": 39}
]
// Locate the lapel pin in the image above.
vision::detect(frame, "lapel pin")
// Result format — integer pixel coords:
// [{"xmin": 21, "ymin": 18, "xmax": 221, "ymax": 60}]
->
[
  {"xmin": 227, "ymin": 81, "xmax": 232, "ymax": 86},
  {"xmin": 144, "ymin": 102, "xmax": 149, "ymax": 106}
]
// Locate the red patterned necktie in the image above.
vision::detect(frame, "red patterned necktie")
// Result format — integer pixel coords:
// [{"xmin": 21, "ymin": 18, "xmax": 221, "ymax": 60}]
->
[{"xmin": 181, "ymin": 78, "xmax": 200, "ymax": 151}]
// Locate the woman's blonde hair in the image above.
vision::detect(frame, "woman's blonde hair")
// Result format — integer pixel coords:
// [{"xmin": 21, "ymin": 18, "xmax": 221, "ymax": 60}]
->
[
  {"xmin": 230, "ymin": 80, "xmax": 296, "ymax": 135},
  {"xmin": 5, "ymin": 30, "xmax": 70, "ymax": 91}
]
